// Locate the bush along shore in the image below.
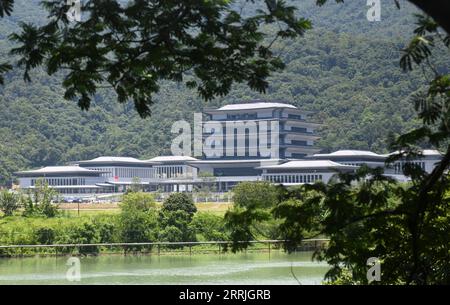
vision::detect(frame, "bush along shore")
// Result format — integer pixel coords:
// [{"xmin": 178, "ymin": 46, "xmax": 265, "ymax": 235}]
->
[{"xmin": 0, "ymin": 191, "xmax": 233, "ymax": 257}]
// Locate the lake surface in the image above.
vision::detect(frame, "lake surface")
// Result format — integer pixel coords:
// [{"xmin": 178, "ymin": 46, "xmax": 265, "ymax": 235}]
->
[{"xmin": 0, "ymin": 251, "xmax": 329, "ymax": 285}]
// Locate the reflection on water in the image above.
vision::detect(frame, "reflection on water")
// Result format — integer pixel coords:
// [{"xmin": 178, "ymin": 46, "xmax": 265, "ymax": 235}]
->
[{"xmin": 0, "ymin": 251, "xmax": 329, "ymax": 285}]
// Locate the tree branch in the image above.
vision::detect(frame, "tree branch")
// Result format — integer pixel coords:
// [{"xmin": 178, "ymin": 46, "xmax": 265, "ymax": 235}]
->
[{"xmin": 408, "ymin": 0, "xmax": 450, "ymax": 35}]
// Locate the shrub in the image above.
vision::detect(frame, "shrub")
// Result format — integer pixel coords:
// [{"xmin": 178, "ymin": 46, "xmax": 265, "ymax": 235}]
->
[
  {"xmin": 34, "ymin": 227, "xmax": 55, "ymax": 245},
  {"xmin": 55, "ymin": 222, "xmax": 100, "ymax": 255},
  {"xmin": 0, "ymin": 190, "xmax": 20, "ymax": 216},
  {"xmin": 190, "ymin": 212, "xmax": 228, "ymax": 241}
]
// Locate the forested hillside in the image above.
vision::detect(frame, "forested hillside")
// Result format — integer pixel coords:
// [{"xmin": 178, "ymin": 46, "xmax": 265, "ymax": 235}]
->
[{"xmin": 0, "ymin": 0, "xmax": 449, "ymax": 185}]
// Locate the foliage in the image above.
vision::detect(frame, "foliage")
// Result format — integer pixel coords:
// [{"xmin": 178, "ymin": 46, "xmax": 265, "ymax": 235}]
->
[
  {"xmin": 224, "ymin": 181, "xmax": 278, "ymax": 251},
  {"xmin": 117, "ymin": 193, "xmax": 158, "ymax": 247},
  {"xmin": 190, "ymin": 212, "xmax": 228, "ymax": 241},
  {"xmin": 232, "ymin": 181, "xmax": 278, "ymax": 209},
  {"xmin": 34, "ymin": 227, "xmax": 55, "ymax": 245},
  {"xmin": 158, "ymin": 193, "xmax": 198, "ymax": 244},
  {"xmin": 3, "ymin": 0, "xmax": 310, "ymax": 118},
  {"xmin": 219, "ymin": 4, "xmax": 450, "ymax": 285},
  {"xmin": 119, "ymin": 192, "xmax": 156, "ymax": 213},
  {"xmin": 0, "ymin": 189, "xmax": 20, "ymax": 216},
  {"xmin": 0, "ymin": 0, "xmax": 450, "ymax": 283},
  {"xmin": 0, "ymin": 204, "xmax": 229, "ymax": 256},
  {"xmin": 158, "ymin": 210, "xmax": 196, "ymax": 244},
  {"xmin": 23, "ymin": 179, "xmax": 59, "ymax": 217},
  {"xmin": 161, "ymin": 193, "xmax": 197, "ymax": 219}
]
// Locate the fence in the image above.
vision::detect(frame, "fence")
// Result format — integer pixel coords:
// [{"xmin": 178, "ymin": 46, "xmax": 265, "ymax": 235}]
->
[
  {"xmin": 0, "ymin": 239, "xmax": 329, "ymax": 257},
  {"xmin": 154, "ymin": 192, "xmax": 233, "ymax": 203}
]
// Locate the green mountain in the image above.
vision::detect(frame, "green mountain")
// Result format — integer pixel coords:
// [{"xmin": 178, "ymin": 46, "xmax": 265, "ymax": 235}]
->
[{"xmin": 0, "ymin": 0, "xmax": 449, "ymax": 185}]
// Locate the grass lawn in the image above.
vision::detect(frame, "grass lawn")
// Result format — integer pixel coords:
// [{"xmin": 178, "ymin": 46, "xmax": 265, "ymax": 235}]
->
[{"xmin": 194, "ymin": 202, "xmax": 232, "ymax": 216}]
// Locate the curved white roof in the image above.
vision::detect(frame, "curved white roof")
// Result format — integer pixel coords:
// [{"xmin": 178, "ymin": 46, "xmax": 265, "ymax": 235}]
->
[
  {"xmin": 147, "ymin": 156, "xmax": 198, "ymax": 162},
  {"xmin": 16, "ymin": 166, "xmax": 105, "ymax": 175},
  {"xmin": 260, "ymin": 160, "xmax": 357, "ymax": 170},
  {"xmin": 384, "ymin": 149, "xmax": 442, "ymax": 157},
  {"xmin": 218, "ymin": 102, "xmax": 297, "ymax": 111},
  {"xmin": 314, "ymin": 150, "xmax": 382, "ymax": 157},
  {"xmin": 76, "ymin": 156, "xmax": 151, "ymax": 165},
  {"xmin": 423, "ymin": 149, "xmax": 442, "ymax": 156},
  {"xmin": 85, "ymin": 156, "xmax": 144, "ymax": 163}
]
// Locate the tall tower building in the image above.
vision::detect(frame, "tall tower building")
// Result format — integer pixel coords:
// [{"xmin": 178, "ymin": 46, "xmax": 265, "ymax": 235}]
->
[{"xmin": 202, "ymin": 100, "xmax": 321, "ymax": 160}]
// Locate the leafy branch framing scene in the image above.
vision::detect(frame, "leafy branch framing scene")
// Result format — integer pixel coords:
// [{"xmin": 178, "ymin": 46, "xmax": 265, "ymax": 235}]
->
[{"xmin": 0, "ymin": 0, "xmax": 449, "ymax": 288}]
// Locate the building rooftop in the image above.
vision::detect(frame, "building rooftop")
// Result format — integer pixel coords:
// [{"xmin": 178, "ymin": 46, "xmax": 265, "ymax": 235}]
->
[
  {"xmin": 147, "ymin": 156, "xmax": 199, "ymax": 163},
  {"xmin": 190, "ymin": 159, "xmax": 282, "ymax": 164},
  {"xmin": 313, "ymin": 150, "xmax": 383, "ymax": 158},
  {"xmin": 76, "ymin": 156, "xmax": 152, "ymax": 165},
  {"xmin": 216, "ymin": 102, "xmax": 297, "ymax": 111},
  {"xmin": 383, "ymin": 149, "xmax": 442, "ymax": 157},
  {"xmin": 259, "ymin": 160, "xmax": 358, "ymax": 170},
  {"xmin": 83, "ymin": 156, "xmax": 143, "ymax": 163},
  {"xmin": 16, "ymin": 166, "xmax": 106, "ymax": 176},
  {"xmin": 423, "ymin": 149, "xmax": 442, "ymax": 156}
]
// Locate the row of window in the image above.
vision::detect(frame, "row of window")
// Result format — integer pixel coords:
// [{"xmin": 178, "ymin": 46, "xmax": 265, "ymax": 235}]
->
[
  {"xmin": 264, "ymin": 174, "xmax": 323, "ymax": 184},
  {"xmin": 88, "ymin": 167, "xmax": 115, "ymax": 178},
  {"xmin": 287, "ymin": 114, "xmax": 304, "ymax": 120},
  {"xmin": 156, "ymin": 166, "xmax": 186, "ymax": 179},
  {"xmin": 393, "ymin": 161, "xmax": 426, "ymax": 174},
  {"xmin": 224, "ymin": 112, "xmax": 304, "ymax": 121},
  {"xmin": 57, "ymin": 188, "xmax": 110, "ymax": 194},
  {"xmin": 289, "ymin": 140, "xmax": 309, "ymax": 146},
  {"xmin": 88, "ymin": 167, "xmax": 155, "ymax": 178},
  {"xmin": 227, "ymin": 113, "xmax": 258, "ymax": 120},
  {"xmin": 288, "ymin": 126, "xmax": 309, "ymax": 133},
  {"xmin": 31, "ymin": 178, "xmax": 86, "ymax": 186},
  {"xmin": 341, "ymin": 162, "xmax": 364, "ymax": 167}
]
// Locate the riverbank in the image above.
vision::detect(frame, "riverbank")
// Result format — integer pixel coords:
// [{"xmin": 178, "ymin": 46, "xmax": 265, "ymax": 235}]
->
[{"xmin": 0, "ymin": 239, "xmax": 328, "ymax": 258}]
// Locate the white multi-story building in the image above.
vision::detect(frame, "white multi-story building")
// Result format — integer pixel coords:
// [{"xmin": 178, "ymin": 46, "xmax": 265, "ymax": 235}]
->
[{"xmin": 203, "ymin": 101, "xmax": 321, "ymax": 159}]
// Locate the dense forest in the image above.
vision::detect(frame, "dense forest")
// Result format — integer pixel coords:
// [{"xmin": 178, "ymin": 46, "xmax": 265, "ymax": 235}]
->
[{"xmin": 0, "ymin": 0, "xmax": 449, "ymax": 185}]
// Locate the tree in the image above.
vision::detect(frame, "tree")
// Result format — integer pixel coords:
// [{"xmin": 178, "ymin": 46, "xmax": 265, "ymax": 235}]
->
[
  {"xmin": 225, "ymin": 11, "xmax": 450, "ymax": 282},
  {"xmin": 161, "ymin": 193, "xmax": 197, "ymax": 218},
  {"xmin": 221, "ymin": 3, "xmax": 450, "ymax": 284},
  {"xmin": 118, "ymin": 192, "xmax": 158, "ymax": 250},
  {"xmin": 0, "ymin": 189, "xmax": 20, "ymax": 216},
  {"xmin": 224, "ymin": 181, "xmax": 279, "ymax": 251},
  {"xmin": 158, "ymin": 210, "xmax": 196, "ymax": 244},
  {"xmin": 158, "ymin": 193, "xmax": 198, "ymax": 244},
  {"xmin": 190, "ymin": 212, "xmax": 228, "ymax": 241},
  {"xmin": 1, "ymin": 0, "xmax": 311, "ymax": 117},
  {"xmin": 23, "ymin": 178, "xmax": 59, "ymax": 217},
  {"xmin": 120, "ymin": 191, "xmax": 155, "ymax": 212}
]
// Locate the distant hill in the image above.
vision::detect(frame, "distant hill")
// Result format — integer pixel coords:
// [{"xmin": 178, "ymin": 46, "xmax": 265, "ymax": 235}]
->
[{"xmin": 0, "ymin": 0, "xmax": 449, "ymax": 184}]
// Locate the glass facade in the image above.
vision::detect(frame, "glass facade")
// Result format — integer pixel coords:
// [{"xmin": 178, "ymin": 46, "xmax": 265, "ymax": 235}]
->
[
  {"xmin": 263, "ymin": 174, "xmax": 323, "ymax": 184},
  {"xmin": 31, "ymin": 178, "xmax": 86, "ymax": 186}
]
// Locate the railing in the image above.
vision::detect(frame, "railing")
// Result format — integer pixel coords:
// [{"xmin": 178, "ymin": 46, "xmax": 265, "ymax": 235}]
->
[{"xmin": 0, "ymin": 239, "xmax": 330, "ymax": 257}]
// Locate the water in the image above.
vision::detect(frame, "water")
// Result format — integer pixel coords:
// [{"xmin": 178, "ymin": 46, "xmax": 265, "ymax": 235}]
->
[{"xmin": 0, "ymin": 252, "xmax": 329, "ymax": 285}]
